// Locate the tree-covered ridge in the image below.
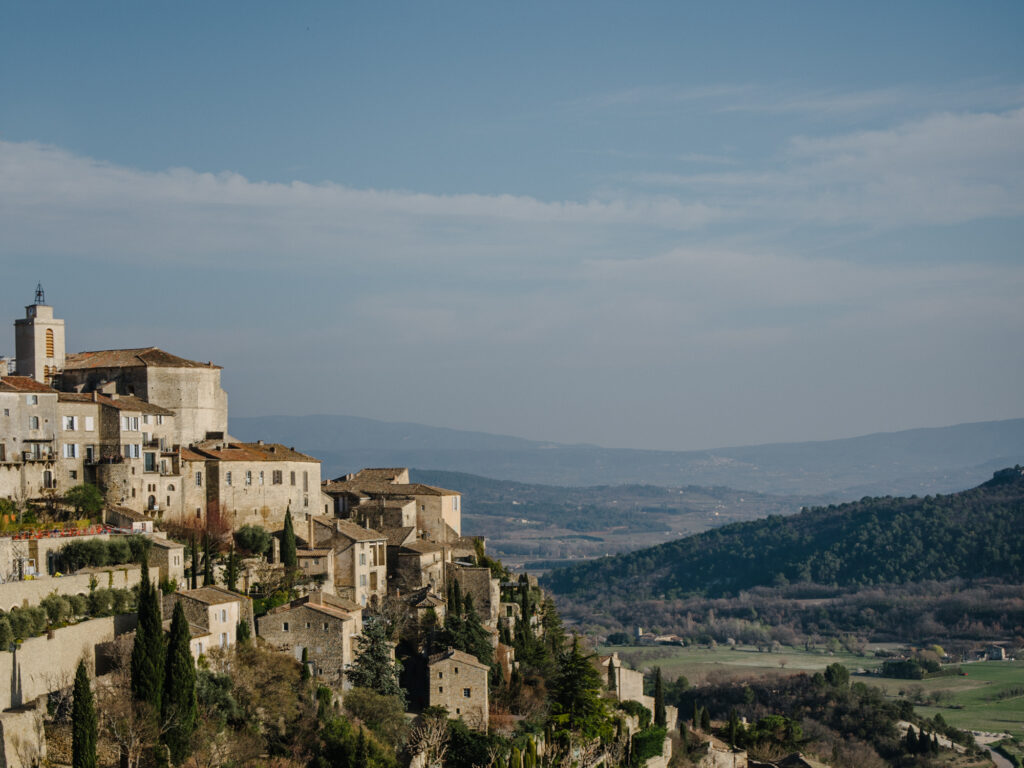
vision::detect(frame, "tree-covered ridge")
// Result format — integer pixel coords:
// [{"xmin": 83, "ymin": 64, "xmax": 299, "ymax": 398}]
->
[{"xmin": 543, "ymin": 467, "xmax": 1024, "ymax": 600}]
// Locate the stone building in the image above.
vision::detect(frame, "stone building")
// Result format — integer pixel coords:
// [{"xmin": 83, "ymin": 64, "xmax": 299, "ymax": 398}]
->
[
  {"xmin": 427, "ymin": 648, "xmax": 489, "ymax": 731},
  {"xmin": 188, "ymin": 441, "xmax": 321, "ymax": 530},
  {"xmin": 257, "ymin": 591, "xmax": 363, "ymax": 690},
  {"xmin": 0, "ymin": 376, "xmax": 59, "ymax": 500},
  {"xmin": 164, "ymin": 586, "xmax": 251, "ymax": 659},
  {"xmin": 305, "ymin": 516, "xmax": 387, "ymax": 607},
  {"xmin": 13, "ymin": 291, "xmax": 64, "ymax": 385},
  {"xmin": 450, "ymin": 563, "xmax": 501, "ymax": 626}
]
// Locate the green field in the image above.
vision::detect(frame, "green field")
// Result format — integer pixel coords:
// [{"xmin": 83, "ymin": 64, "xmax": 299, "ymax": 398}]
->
[
  {"xmin": 870, "ymin": 661, "xmax": 1024, "ymax": 740},
  {"xmin": 602, "ymin": 645, "xmax": 1024, "ymax": 739}
]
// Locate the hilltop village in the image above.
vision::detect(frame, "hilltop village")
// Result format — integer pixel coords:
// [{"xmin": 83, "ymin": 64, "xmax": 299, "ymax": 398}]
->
[{"xmin": 0, "ymin": 292, "xmax": 683, "ymax": 768}]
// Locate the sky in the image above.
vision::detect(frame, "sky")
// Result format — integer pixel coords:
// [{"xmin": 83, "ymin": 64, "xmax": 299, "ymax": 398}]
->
[{"xmin": 1, "ymin": 2, "xmax": 1022, "ymax": 451}]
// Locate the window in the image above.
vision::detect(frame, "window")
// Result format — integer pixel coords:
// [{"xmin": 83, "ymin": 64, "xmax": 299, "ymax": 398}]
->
[
  {"xmin": 225, "ymin": 471, "xmax": 232, "ymax": 486},
  {"xmin": 360, "ymin": 575, "xmax": 367, "ymax": 586},
  {"xmin": 283, "ymin": 622, "xmax": 290, "ymax": 632},
  {"xmin": 2, "ymin": 408, "xmax": 8, "ymax": 416},
  {"xmin": 123, "ymin": 444, "xmax": 140, "ymax": 459},
  {"xmin": 144, "ymin": 452, "xmax": 156, "ymax": 472},
  {"xmin": 359, "ymin": 553, "xmax": 366, "ymax": 566},
  {"xmin": 245, "ymin": 471, "xmax": 252, "ymax": 486},
  {"xmin": 63, "ymin": 416, "xmax": 77, "ymax": 430},
  {"xmin": 27, "ymin": 395, "xmax": 38, "ymax": 405},
  {"xmin": 438, "ymin": 671, "xmax": 443, "ymax": 679},
  {"xmin": 303, "ymin": 471, "xmax": 309, "ymax": 492},
  {"xmin": 221, "ymin": 609, "xmax": 227, "ymax": 622},
  {"xmin": 220, "ymin": 632, "xmax": 228, "ymax": 648},
  {"xmin": 290, "ymin": 471, "xmax": 296, "ymax": 486},
  {"xmin": 195, "ymin": 471, "xmax": 203, "ymax": 487},
  {"xmin": 463, "ymin": 688, "xmax": 471, "ymax": 698},
  {"xmin": 30, "ymin": 416, "xmax": 39, "ymax": 429},
  {"xmin": 156, "ymin": 415, "xmax": 163, "ymax": 425},
  {"xmin": 69, "ymin": 470, "xmax": 77, "ymax": 480},
  {"xmin": 45, "ymin": 329, "xmax": 54, "ymax": 357},
  {"xmin": 454, "ymin": 667, "xmax": 459, "ymax": 674},
  {"xmin": 196, "ymin": 641, "xmax": 203, "ymax": 654},
  {"xmin": 142, "ymin": 414, "xmax": 149, "ymax": 425},
  {"xmin": 306, "ymin": 622, "xmax": 311, "ymax": 629},
  {"xmin": 121, "ymin": 416, "xmax": 139, "ymax": 431},
  {"xmin": 323, "ymin": 623, "xmax": 329, "ymax": 632},
  {"xmin": 62, "ymin": 443, "xmax": 79, "ymax": 458},
  {"xmin": 438, "ymin": 686, "xmax": 443, "ymax": 694},
  {"xmin": 84, "ymin": 416, "xmax": 94, "ymax": 431},
  {"xmin": 259, "ymin": 471, "xmax": 264, "ymax": 485},
  {"xmin": 272, "ymin": 470, "xmax": 283, "ymax": 485}
]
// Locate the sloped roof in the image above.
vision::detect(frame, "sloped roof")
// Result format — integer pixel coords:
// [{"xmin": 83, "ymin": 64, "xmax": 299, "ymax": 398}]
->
[
  {"xmin": 63, "ymin": 347, "xmax": 220, "ymax": 370},
  {"xmin": 401, "ymin": 540, "xmax": 445, "ymax": 555},
  {"xmin": 346, "ymin": 468, "xmax": 408, "ymax": 483},
  {"xmin": 428, "ymin": 647, "xmax": 489, "ymax": 670},
  {"xmin": 190, "ymin": 442, "xmax": 318, "ymax": 463},
  {"xmin": 382, "ymin": 526, "xmax": 416, "ymax": 547},
  {"xmin": 59, "ymin": 392, "xmax": 174, "ymax": 415},
  {"xmin": 0, "ymin": 376, "xmax": 56, "ymax": 393},
  {"xmin": 177, "ymin": 586, "xmax": 243, "ymax": 606},
  {"xmin": 322, "ymin": 480, "xmax": 457, "ymax": 497},
  {"xmin": 329, "ymin": 518, "xmax": 386, "ymax": 543}
]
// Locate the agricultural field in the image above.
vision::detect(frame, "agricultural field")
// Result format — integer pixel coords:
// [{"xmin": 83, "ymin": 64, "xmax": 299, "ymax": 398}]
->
[
  {"xmin": 604, "ymin": 645, "xmax": 1024, "ymax": 740},
  {"xmin": 599, "ymin": 643, "xmax": 888, "ymax": 686},
  {"xmin": 870, "ymin": 661, "xmax": 1024, "ymax": 740}
]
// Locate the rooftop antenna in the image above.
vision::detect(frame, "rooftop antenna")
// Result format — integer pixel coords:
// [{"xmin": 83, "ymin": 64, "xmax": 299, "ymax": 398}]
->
[{"xmin": 33, "ymin": 283, "xmax": 45, "ymax": 305}]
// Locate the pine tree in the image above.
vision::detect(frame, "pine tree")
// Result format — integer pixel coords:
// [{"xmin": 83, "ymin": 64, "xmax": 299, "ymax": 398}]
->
[
  {"xmin": 281, "ymin": 506, "xmax": 297, "ymax": 570},
  {"xmin": 162, "ymin": 602, "xmax": 197, "ymax": 765},
  {"xmin": 551, "ymin": 636, "xmax": 605, "ymax": 737},
  {"xmin": 72, "ymin": 660, "xmax": 97, "ymax": 768},
  {"xmin": 654, "ymin": 667, "xmax": 666, "ymax": 727},
  {"xmin": 345, "ymin": 618, "xmax": 404, "ymax": 701},
  {"xmin": 131, "ymin": 550, "xmax": 165, "ymax": 711}
]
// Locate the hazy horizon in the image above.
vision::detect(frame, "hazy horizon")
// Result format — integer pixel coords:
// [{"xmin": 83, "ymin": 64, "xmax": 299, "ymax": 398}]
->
[{"xmin": 3, "ymin": 3, "xmax": 1022, "ymax": 451}]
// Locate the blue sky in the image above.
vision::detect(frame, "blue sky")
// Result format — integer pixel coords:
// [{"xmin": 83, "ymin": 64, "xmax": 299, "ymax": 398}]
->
[{"xmin": 2, "ymin": 2, "xmax": 1022, "ymax": 451}]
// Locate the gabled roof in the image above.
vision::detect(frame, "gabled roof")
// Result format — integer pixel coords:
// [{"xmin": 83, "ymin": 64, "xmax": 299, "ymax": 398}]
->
[
  {"xmin": 344, "ymin": 468, "xmax": 408, "ymax": 483},
  {"xmin": 63, "ymin": 347, "xmax": 221, "ymax": 370},
  {"xmin": 428, "ymin": 647, "xmax": 489, "ymax": 670},
  {"xmin": 176, "ymin": 586, "xmax": 244, "ymax": 606},
  {"xmin": 266, "ymin": 591, "xmax": 361, "ymax": 619},
  {"xmin": 401, "ymin": 540, "xmax": 445, "ymax": 555},
  {"xmin": 328, "ymin": 518, "xmax": 386, "ymax": 543},
  {"xmin": 382, "ymin": 526, "xmax": 416, "ymax": 547},
  {"xmin": 0, "ymin": 376, "xmax": 56, "ymax": 393}
]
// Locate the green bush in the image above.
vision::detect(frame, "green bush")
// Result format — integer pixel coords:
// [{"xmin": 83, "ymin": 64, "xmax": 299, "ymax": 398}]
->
[
  {"xmin": 619, "ymin": 699, "xmax": 653, "ymax": 729},
  {"xmin": 40, "ymin": 594, "xmax": 72, "ymax": 626},
  {"xmin": 234, "ymin": 525, "xmax": 272, "ymax": 556},
  {"xmin": 631, "ymin": 725, "xmax": 667, "ymax": 764},
  {"xmin": 69, "ymin": 594, "xmax": 89, "ymax": 616},
  {"xmin": 88, "ymin": 589, "xmax": 112, "ymax": 617}
]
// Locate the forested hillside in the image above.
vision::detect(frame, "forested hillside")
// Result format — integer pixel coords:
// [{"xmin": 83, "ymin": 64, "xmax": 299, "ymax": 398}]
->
[{"xmin": 543, "ymin": 467, "xmax": 1024, "ymax": 601}]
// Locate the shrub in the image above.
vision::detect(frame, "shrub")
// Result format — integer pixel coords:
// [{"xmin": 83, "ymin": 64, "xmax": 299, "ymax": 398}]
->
[
  {"xmin": 41, "ymin": 594, "xmax": 72, "ymax": 626},
  {"xmin": 631, "ymin": 725, "xmax": 667, "ymax": 764},
  {"xmin": 111, "ymin": 588, "xmax": 134, "ymax": 615},
  {"xmin": 234, "ymin": 525, "xmax": 272, "ymax": 556},
  {"xmin": 0, "ymin": 616, "xmax": 12, "ymax": 649},
  {"xmin": 88, "ymin": 589, "xmax": 112, "ymax": 617},
  {"xmin": 69, "ymin": 594, "xmax": 90, "ymax": 616},
  {"xmin": 619, "ymin": 699, "xmax": 653, "ymax": 729}
]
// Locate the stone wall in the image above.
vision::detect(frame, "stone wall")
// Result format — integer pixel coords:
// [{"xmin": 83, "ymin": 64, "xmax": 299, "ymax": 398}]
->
[
  {"xmin": 0, "ymin": 615, "xmax": 135, "ymax": 710},
  {"xmin": 451, "ymin": 565, "xmax": 499, "ymax": 624},
  {"xmin": 0, "ymin": 695, "xmax": 47, "ymax": 768},
  {"xmin": 0, "ymin": 564, "xmax": 158, "ymax": 612}
]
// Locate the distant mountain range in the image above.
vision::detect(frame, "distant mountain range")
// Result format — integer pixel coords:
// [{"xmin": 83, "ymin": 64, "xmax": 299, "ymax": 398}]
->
[
  {"xmin": 229, "ymin": 414, "xmax": 1024, "ymax": 497},
  {"xmin": 541, "ymin": 466, "xmax": 1024, "ymax": 601}
]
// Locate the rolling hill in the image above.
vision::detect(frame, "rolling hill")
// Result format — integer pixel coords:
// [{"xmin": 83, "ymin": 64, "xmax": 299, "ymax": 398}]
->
[
  {"xmin": 230, "ymin": 414, "xmax": 1024, "ymax": 497},
  {"xmin": 540, "ymin": 466, "xmax": 1024, "ymax": 602}
]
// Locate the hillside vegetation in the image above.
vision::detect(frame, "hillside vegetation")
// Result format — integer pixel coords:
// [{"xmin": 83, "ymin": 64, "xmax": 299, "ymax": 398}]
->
[{"xmin": 543, "ymin": 467, "xmax": 1024, "ymax": 602}]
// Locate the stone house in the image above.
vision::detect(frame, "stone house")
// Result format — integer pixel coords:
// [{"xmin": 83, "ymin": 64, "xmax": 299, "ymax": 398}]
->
[
  {"xmin": 189, "ymin": 440, "xmax": 321, "ymax": 530},
  {"xmin": 450, "ymin": 563, "xmax": 501, "ymax": 625},
  {"xmin": 257, "ymin": 591, "xmax": 363, "ymax": 690},
  {"xmin": 306, "ymin": 516, "xmax": 387, "ymax": 607},
  {"xmin": 147, "ymin": 534, "xmax": 186, "ymax": 583},
  {"xmin": 164, "ymin": 586, "xmax": 251, "ymax": 659},
  {"xmin": 296, "ymin": 547, "xmax": 335, "ymax": 593},
  {"xmin": 428, "ymin": 648, "xmax": 489, "ymax": 731},
  {"xmin": 322, "ymin": 475, "xmax": 462, "ymax": 543},
  {"xmin": 394, "ymin": 539, "xmax": 448, "ymax": 594},
  {"xmin": 0, "ymin": 376, "xmax": 59, "ymax": 501}
]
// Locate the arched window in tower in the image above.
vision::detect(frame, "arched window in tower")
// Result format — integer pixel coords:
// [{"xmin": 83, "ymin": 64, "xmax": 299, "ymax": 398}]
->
[{"xmin": 45, "ymin": 329, "xmax": 54, "ymax": 358}]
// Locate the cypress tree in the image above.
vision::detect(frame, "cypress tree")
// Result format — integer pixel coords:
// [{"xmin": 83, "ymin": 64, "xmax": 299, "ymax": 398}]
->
[
  {"xmin": 607, "ymin": 658, "xmax": 617, "ymax": 694},
  {"xmin": 72, "ymin": 659, "xmax": 97, "ymax": 768},
  {"xmin": 654, "ymin": 667, "xmax": 666, "ymax": 727},
  {"xmin": 162, "ymin": 602, "xmax": 197, "ymax": 765},
  {"xmin": 131, "ymin": 550, "xmax": 165, "ymax": 711},
  {"xmin": 700, "ymin": 706, "xmax": 711, "ymax": 732},
  {"xmin": 224, "ymin": 545, "xmax": 238, "ymax": 592},
  {"xmin": 301, "ymin": 646, "xmax": 311, "ymax": 681},
  {"xmin": 905, "ymin": 726, "xmax": 918, "ymax": 754},
  {"xmin": 202, "ymin": 534, "xmax": 214, "ymax": 587},
  {"xmin": 281, "ymin": 506, "xmax": 297, "ymax": 569},
  {"xmin": 693, "ymin": 702, "xmax": 700, "ymax": 729},
  {"xmin": 189, "ymin": 533, "xmax": 198, "ymax": 589},
  {"xmin": 462, "ymin": 594, "xmax": 493, "ymax": 665}
]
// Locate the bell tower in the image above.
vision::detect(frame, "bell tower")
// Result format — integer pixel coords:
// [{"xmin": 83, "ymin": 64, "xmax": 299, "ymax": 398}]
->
[{"xmin": 14, "ymin": 284, "xmax": 65, "ymax": 384}]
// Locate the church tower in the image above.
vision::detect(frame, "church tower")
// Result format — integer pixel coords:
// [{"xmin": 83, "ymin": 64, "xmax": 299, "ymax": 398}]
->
[{"xmin": 14, "ymin": 284, "xmax": 65, "ymax": 384}]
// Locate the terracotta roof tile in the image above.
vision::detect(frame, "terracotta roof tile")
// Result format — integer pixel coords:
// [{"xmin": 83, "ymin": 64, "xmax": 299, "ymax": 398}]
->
[
  {"xmin": 64, "ymin": 347, "xmax": 221, "ymax": 370},
  {"xmin": 190, "ymin": 442, "xmax": 318, "ymax": 463},
  {"xmin": 0, "ymin": 376, "xmax": 57, "ymax": 393}
]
